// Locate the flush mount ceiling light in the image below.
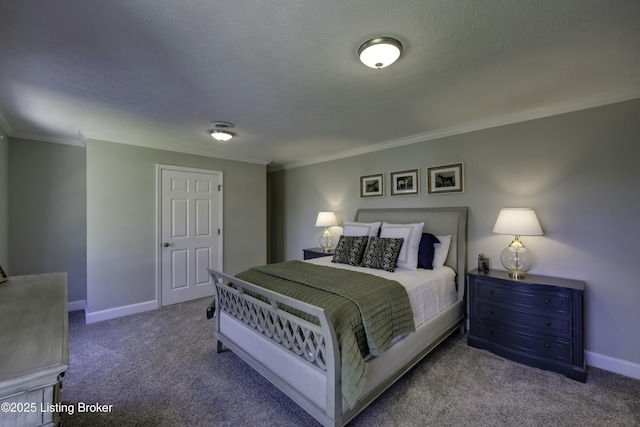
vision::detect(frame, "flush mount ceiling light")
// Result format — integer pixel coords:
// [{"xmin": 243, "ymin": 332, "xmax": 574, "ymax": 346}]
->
[
  {"xmin": 358, "ymin": 37, "xmax": 403, "ymax": 69},
  {"xmin": 211, "ymin": 130, "xmax": 233, "ymax": 142},
  {"xmin": 210, "ymin": 121, "xmax": 235, "ymax": 142}
]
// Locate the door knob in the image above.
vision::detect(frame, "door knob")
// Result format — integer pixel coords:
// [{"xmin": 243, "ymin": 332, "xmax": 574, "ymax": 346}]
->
[{"xmin": 163, "ymin": 242, "xmax": 170, "ymax": 247}]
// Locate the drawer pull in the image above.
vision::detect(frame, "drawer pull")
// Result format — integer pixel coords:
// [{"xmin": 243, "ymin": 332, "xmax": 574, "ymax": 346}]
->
[
  {"xmin": 545, "ymin": 344, "xmax": 552, "ymax": 350},
  {"xmin": 545, "ymin": 321, "xmax": 552, "ymax": 326},
  {"xmin": 489, "ymin": 290, "xmax": 495, "ymax": 295},
  {"xmin": 489, "ymin": 309, "xmax": 494, "ymax": 314},
  {"xmin": 489, "ymin": 329, "xmax": 495, "ymax": 335},
  {"xmin": 545, "ymin": 298, "xmax": 552, "ymax": 305}
]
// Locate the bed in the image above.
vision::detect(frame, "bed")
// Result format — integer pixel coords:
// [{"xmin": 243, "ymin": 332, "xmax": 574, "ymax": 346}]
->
[{"xmin": 207, "ymin": 207, "xmax": 468, "ymax": 426}]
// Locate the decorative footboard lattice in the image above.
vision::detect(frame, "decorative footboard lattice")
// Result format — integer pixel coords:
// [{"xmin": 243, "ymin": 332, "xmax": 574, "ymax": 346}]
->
[
  {"xmin": 207, "ymin": 268, "xmax": 343, "ymax": 426},
  {"xmin": 216, "ymin": 283, "xmax": 329, "ymax": 369}
]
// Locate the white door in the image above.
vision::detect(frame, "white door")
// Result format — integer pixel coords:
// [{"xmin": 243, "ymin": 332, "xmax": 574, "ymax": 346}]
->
[{"xmin": 159, "ymin": 166, "xmax": 222, "ymax": 306}]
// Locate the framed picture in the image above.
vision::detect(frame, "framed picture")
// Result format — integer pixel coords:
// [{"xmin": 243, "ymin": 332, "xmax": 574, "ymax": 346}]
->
[
  {"xmin": 427, "ymin": 163, "xmax": 464, "ymax": 194},
  {"xmin": 0, "ymin": 264, "xmax": 8, "ymax": 283},
  {"xmin": 360, "ymin": 173, "xmax": 384, "ymax": 198},
  {"xmin": 390, "ymin": 169, "xmax": 419, "ymax": 196}
]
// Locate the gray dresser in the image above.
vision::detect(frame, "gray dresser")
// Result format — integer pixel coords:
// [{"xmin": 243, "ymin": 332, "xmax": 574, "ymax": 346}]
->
[{"xmin": 0, "ymin": 273, "xmax": 69, "ymax": 426}]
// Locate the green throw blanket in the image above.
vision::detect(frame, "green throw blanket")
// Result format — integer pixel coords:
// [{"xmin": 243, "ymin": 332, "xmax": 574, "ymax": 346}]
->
[{"xmin": 235, "ymin": 260, "xmax": 415, "ymax": 408}]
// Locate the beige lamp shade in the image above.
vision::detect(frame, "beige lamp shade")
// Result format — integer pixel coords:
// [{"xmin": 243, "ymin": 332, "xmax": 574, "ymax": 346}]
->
[
  {"xmin": 315, "ymin": 211, "xmax": 338, "ymax": 227},
  {"xmin": 493, "ymin": 208, "xmax": 543, "ymax": 236}
]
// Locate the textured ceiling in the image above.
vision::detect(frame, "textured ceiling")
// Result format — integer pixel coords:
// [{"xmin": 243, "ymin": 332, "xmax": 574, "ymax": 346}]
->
[{"xmin": 1, "ymin": 0, "xmax": 639, "ymax": 168}]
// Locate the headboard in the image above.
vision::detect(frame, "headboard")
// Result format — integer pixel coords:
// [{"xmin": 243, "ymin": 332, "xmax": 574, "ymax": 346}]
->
[{"xmin": 354, "ymin": 207, "xmax": 468, "ymax": 299}]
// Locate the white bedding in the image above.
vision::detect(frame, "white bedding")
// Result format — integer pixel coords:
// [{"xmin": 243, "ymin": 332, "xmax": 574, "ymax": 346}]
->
[{"xmin": 305, "ymin": 256, "xmax": 457, "ymax": 327}]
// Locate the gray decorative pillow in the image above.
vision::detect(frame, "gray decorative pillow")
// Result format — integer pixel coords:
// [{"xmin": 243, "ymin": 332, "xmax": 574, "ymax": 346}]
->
[
  {"xmin": 361, "ymin": 237, "xmax": 404, "ymax": 272},
  {"xmin": 332, "ymin": 235, "xmax": 369, "ymax": 266}
]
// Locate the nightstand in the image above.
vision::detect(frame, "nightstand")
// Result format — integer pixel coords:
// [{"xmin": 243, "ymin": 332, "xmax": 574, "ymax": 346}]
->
[
  {"xmin": 467, "ymin": 269, "xmax": 586, "ymax": 382},
  {"xmin": 303, "ymin": 247, "xmax": 334, "ymax": 260}
]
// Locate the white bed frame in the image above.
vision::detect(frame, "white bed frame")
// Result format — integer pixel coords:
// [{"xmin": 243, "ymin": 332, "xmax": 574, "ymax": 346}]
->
[{"xmin": 207, "ymin": 207, "xmax": 468, "ymax": 426}]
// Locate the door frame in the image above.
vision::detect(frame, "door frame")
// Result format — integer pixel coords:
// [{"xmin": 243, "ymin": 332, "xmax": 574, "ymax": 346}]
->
[{"xmin": 156, "ymin": 164, "xmax": 223, "ymax": 307}]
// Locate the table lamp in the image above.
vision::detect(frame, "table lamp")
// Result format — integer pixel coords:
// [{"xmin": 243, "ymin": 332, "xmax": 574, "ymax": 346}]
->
[
  {"xmin": 493, "ymin": 208, "xmax": 543, "ymax": 279},
  {"xmin": 315, "ymin": 212, "xmax": 338, "ymax": 252}
]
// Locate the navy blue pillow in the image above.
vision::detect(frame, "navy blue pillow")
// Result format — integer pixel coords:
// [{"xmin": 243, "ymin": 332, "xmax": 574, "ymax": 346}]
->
[{"xmin": 417, "ymin": 233, "xmax": 440, "ymax": 269}]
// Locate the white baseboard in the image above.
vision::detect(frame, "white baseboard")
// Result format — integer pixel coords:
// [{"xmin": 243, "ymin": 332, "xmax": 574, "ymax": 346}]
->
[
  {"xmin": 85, "ymin": 300, "xmax": 158, "ymax": 324},
  {"xmin": 586, "ymin": 350, "xmax": 640, "ymax": 380},
  {"xmin": 68, "ymin": 299, "xmax": 86, "ymax": 312}
]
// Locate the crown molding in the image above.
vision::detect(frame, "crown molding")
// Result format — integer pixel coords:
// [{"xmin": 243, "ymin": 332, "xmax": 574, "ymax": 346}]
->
[
  {"xmin": 0, "ymin": 106, "xmax": 15, "ymax": 136},
  {"xmin": 4, "ymin": 127, "xmax": 270, "ymax": 164},
  {"xmin": 0, "ymin": 103, "xmax": 269, "ymax": 164},
  {"xmin": 276, "ymin": 86, "xmax": 640, "ymax": 171},
  {"xmin": 8, "ymin": 130, "xmax": 86, "ymax": 147},
  {"xmin": 146, "ymin": 143, "xmax": 272, "ymax": 165},
  {"xmin": 91, "ymin": 138, "xmax": 272, "ymax": 165}
]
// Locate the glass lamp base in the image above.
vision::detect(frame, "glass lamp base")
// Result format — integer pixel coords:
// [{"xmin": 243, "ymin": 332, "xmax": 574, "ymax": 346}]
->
[
  {"xmin": 500, "ymin": 242, "xmax": 532, "ymax": 280},
  {"xmin": 319, "ymin": 229, "xmax": 332, "ymax": 252}
]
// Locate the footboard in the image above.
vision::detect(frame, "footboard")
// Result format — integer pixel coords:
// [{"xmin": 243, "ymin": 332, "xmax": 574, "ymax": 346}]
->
[{"xmin": 207, "ymin": 268, "xmax": 343, "ymax": 426}]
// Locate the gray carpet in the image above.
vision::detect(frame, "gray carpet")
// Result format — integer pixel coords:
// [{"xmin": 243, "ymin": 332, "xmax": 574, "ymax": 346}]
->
[{"xmin": 61, "ymin": 298, "xmax": 640, "ymax": 426}]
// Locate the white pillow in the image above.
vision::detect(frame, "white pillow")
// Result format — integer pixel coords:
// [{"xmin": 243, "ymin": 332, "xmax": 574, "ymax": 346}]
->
[
  {"xmin": 343, "ymin": 221, "xmax": 381, "ymax": 237},
  {"xmin": 432, "ymin": 235, "xmax": 452, "ymax": 269},
  {"xmin": 379, "ymin": 222, "xmax": 424, "ymax": 270}
]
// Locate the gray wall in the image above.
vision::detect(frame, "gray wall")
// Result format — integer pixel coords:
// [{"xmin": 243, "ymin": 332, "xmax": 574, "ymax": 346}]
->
[
  {"xmin": 9, "ymin": 138, "xmax": 87, "ymax": 302},
  {"xmin": 0, "ymin": 128, "xmax": 8, "ymax": 269},
  {"xmin": 270, "ymin": 98, "xmax": 640, "ymax": 368},
  {"xmin": 86, "ymin": 140, "xmax": 267, "ymax": 313}
]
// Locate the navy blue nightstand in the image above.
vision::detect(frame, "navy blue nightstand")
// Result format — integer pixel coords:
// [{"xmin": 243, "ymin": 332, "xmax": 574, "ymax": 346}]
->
[
  {"xmin": 303, "ymin": 247, "xmax": 334, "ymax": 260},
  {"xmin": 467, "ymin": 269, "xmax": 586, "ymax": 382}
]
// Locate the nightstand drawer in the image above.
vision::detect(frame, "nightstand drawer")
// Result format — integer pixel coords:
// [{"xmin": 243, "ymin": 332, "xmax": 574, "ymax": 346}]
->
[
  {"xmin": 476, "ymin": 320, "xmax": 572, "ymax": 364},
  {"xmin": 476, "ymin": 302, "xmax": 571, "ymax": 338},
  {"xmin": 476, "ymin": 278, "xmax": 570, "ymax": 313}
]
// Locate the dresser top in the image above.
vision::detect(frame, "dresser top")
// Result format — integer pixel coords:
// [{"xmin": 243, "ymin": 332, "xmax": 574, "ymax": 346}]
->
[
  {"xmin": 0, "ymin": 273, "xmax": 69, "ymax": 390},
  {"xmin": 469, "ymin": 268, "xmax": 585, "ymax": 291}
]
